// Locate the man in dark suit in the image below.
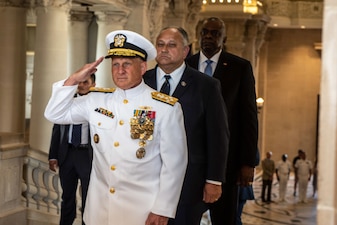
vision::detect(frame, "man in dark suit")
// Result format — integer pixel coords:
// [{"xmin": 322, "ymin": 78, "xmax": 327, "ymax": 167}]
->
[
  {"xmin": 143, "ymin": 26, "xmax": 229, "ymax": 225},
  {"xmin": 48, "ymin": 74, "xmax": 96, "ymax": 225},
  {"xmin": 186, "ymin": 17, "xmax": 258, "ymax": 225}
]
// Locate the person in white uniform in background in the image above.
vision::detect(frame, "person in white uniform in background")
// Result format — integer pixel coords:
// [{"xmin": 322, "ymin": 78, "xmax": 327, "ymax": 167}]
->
[
  {"xmin": 45, "ymin": 30, "xmax": 188, "ymax": 225},
  {"xmin": 275, "ymin": 154, "xmax": 291, "ymax": 202},
  {"xmin": 294, "ymin": 151, "xmax": 312, "ymax": 203}
]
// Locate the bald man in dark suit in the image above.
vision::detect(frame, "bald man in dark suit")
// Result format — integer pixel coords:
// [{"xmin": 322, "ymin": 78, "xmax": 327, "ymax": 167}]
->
[
  {"xmin": 144, "ymin": 26, "xmax": 229, "ymax": 225},
  {"xmin": 186, "ymin": 17, "xmax": 258, "ymax": 225}
]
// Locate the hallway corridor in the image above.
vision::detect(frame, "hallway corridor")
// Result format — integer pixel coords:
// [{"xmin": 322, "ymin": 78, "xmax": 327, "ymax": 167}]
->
[{"xmin": 201, "ymin": 171, "xmax": 317, "ymax": 225}]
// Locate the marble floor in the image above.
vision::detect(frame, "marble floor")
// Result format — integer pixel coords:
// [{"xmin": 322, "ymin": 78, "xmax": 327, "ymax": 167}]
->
[{"xmin": 201, "ymin": 171, "xmax": 317, "ymax": 225}]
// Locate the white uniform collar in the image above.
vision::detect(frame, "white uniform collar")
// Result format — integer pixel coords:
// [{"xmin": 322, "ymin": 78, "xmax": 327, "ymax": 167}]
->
[{"xmin": 115, "ymin": 80, "xmax": 147, "ymax": 99}]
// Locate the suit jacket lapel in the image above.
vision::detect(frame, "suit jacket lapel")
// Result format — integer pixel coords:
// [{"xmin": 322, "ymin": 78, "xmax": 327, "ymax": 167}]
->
[
  {"xmin": 187, "ymin": 53, "xmax": 200, "ymax": 69},
  {"xmin": 60, "ymin": 125, "xmax": 69, "ymax": 145},
  {"xmin": 213, "ymin": 51, "xmax": 228, "ymax": 79},
  {"xmin": 172, "ymin": 66, "xmax": 194, "ymax": 99},
  {"xmin": 145, "ymin": 65, "xmax": 193, "ymax": 99},
  {"xmin": 144, "ymin": 67, "xmax": 158, "ymax": 90}
]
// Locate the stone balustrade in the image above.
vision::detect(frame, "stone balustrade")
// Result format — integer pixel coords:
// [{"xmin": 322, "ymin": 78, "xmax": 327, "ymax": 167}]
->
[{"xmin": 22, "ymin": 156, "xmax": 61, "ymax": 214}]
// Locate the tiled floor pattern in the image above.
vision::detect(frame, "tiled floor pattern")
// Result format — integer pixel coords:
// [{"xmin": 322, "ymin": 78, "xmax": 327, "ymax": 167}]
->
[{"xmin": 201, "ymin": 171, "xmax": 317, "ymax": 225}]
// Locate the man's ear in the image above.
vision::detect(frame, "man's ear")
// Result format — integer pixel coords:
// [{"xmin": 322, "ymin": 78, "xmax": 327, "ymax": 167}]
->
[
  {"xmin": 183, "ymin": 45, "xmax": 190, "ymax": 58},
  {"xmin": 140, "ymin": 61, "xmax": 147, "ymax": 74},
  {"xmin": 223, "ymin": 36, "xmax": 227, "ymax": 45}
]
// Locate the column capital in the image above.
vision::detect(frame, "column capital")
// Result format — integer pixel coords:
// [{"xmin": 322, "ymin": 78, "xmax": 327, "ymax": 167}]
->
[
  {"xmin": 148, "ymin": 0, "xmax": 167, "ymax": 42},
  {"xmin": 70, "ymin": 9, "xmax": 94, "ymax": 23},
  {"xmin": 91, "ymin": 3, "xmax": 131, "ymax": 25},
  {"xmin": 185, "ymin": 0, "xmax": 203, "ymax": 43},
  {"xmin": 0, "ymin": 0, "xmax": 26, "ymax": 7},
  {"xmin": 34, "ymin": 0, "xmax": 71, "ymax": 12},
  {"xmin": 246, "ymin": 15, "xmax": 270, "ymax": 51}
]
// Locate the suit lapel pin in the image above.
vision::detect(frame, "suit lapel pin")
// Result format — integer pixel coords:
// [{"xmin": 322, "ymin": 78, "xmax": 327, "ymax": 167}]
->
[{"xmin": 180, "ymin": 81, "xmax": 187, "ymax": 87}]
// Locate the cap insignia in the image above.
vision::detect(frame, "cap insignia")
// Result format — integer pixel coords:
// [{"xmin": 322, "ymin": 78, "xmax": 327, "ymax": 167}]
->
[{"xmin": 114, "ymin": 34, "xmax": 126, "ymax": 47}]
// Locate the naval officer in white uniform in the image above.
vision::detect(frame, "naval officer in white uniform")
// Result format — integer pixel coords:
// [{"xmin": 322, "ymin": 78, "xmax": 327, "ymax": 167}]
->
[{"xmin": 45, "ymin": 30, "xmax": 188, "ymax": 225}]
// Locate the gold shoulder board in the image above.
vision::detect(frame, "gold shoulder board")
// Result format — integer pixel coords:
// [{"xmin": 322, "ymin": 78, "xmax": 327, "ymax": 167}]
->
[
  {"xmin": 151, "ymin": 92, "xmax": 178, "ymax": 106},
  {"xmin": 89, "ymin": 87, "xmax": 116, "ymax": 93}
]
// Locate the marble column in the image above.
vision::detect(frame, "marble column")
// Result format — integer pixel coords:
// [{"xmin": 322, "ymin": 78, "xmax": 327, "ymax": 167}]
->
[
  {"xmin": 124, "ymin": 0, "xmax": 151, "ymax": 37},
  {"xmin": 29, "ymin": 0, "xmax": 71, "ymax": 153},
  {"xmin": 125, "ymin": 0, "xmax": 166, "ymax": 68},
  {"xmin": 317, "ymin": 0, "xmax": 337, "ymax": 224},
  {"xmin": 242, "ymin": 15, "xmax": 269, "ymax": 73},
  {"xmin": 162, "ymin": 0, "xmax": 186, "ymax": 28},
  {"xmin": 221, "ymin": 18, "xmax": 248, "ymax": 57},
  {"xmin": 140, "ymin": 0, "xmax": 167, "ymax": 43},
  {"xmin": 68, "ymin": 9, "xmax": 94, "ymax": 74},
  {"xmin": 0, "ymin": 4, "xmax": 27, "ymax": 133},
  {"xmin": 91, "ymin": 4, "xmax": 130, "ymax": 87},
  {"xmin": 162, "ymin": 0, "xmax": 202, "ymax": 43},
  {"xmin": 0, "ymin": 5, "xmax": 28, "ymax": 222},
  {"xmin": 184, "ymin": 0, "xmax": 202, "ymax": 47}
]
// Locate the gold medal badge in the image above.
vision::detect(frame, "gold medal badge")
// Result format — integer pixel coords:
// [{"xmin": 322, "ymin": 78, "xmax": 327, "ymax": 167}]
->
[{"xmin": 130, "ymin": 109, "xmax": 156, "ymax": 159}]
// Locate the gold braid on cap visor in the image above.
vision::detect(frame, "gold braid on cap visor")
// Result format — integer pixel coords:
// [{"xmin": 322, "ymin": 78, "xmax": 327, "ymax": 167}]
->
[{"xmin": 107, "ymin": 48, "xmax": 146, "ymax": 60}]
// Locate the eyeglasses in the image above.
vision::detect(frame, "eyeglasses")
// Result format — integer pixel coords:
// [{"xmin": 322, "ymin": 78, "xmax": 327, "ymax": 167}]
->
[{"xmin": 200, "ymin": 29, "xmax": 221, "ymax": 37}]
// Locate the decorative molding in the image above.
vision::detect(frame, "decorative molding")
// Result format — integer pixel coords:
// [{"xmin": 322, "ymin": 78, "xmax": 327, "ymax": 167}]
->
[
  {"xmin": 91, "ymin": 4, "xmax": 131, "ymax": 25},
  {"xmin": 0, "ymin": 0, "xmax": 26, "ymax": 7},
  {"xmin": 70, "ymin": 9, "xmax": 94, "ymax": 22},
  {"xmin": 34, "ymin": 0, "xmax": 72, "ymax": 12},
  {"xmin": 184, "ymin": 0, "xmax": 203, "ymax": 43},
  {"xmin": 266, "ymin": 0, "xmax": 323, "ymax": 28},
  {"xmin": 148, "ymin": 0, "xmax": 167, "ymax": 42}
]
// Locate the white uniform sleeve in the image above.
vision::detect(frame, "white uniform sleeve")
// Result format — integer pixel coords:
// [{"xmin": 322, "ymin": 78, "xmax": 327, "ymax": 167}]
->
[
  {"xmin": 44, "ymin": 79, "xmax": 89, "ymax": 124},
  {"xmin": 151, "ymin": 102, "xmax": 188, "ymax": 218}
]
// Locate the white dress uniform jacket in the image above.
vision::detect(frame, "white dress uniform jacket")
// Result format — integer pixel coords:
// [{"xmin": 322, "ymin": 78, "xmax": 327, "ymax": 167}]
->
[
  {"xmin": 276, "ymin": 160, "xmax": 291, "ymax": 200},
  {"xmin": 45, "ymin": 80, "xmax": 188, "ymax": 225},
  {"xmin": 294, "ymin": 159, "xmax": 312, "ymax": 202}
]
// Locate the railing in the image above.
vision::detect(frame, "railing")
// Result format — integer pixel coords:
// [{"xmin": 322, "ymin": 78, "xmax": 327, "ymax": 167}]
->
[
  {"xmin": 22, "ymin": 157, "xmax": 61, "ymax": 214},
  {"xmin": 21, "ymin": 153, "xmax": 83, "ymax": 224}
]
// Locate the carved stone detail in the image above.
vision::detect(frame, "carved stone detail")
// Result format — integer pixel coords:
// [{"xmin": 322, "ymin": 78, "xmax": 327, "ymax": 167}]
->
[
  {"xmin": 34, "ymin": 0, "xmax": 71, "ymax": 12},
  {"xmin": 0, "ymin": 0, "xmax": 26, "ymax": 7},
  {"xmin": 148, "ymin": 0, "xmax": 167, "ymax": 42},
  {"xmin": 185, "ymin": 0, "xmax": 203, "ymax": 43},
  {"xmin": 266, "ymin": 0, "xmax": 323, "ymax": 19},
  {"xmin": 70, "ymin": 10, "xmax": 94, "ymax": 23},
  {"xmin": 95, "ymin": 11, "xmax": 128, "ymax": 25},
  {"xmin": 22, "ymin": 156, "xmax": 61, "ymax": 214},
  {"xmin": 91, "ymin": 4, "xmax": 131, "ymax": 25}
]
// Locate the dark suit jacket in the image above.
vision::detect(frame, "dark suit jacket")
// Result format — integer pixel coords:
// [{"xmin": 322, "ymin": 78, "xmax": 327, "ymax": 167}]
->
[
  {"xmin": 48, "ymin": 124, "xmax": 93, "ymax": 166},
  {"xmin": 143, "ymin": 65, "xmax": 229, "ymax": 204},
  {"xmin": 186, "ymin": 51, "xmax": 258, "ymax": 183}
]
